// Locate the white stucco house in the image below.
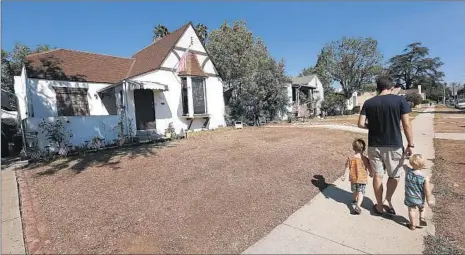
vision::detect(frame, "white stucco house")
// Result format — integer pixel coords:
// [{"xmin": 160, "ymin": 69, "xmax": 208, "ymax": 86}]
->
[
  {"xmin": 334, "ymin": 88, "xmax": 358, "ymax": 111},
  {"xmin": 14, "ymin": 22, "xmax": 226, "ymax": 152},
  {"xmin": 284, "ymin": 75, "xmax": 325, "ymax": 118}
]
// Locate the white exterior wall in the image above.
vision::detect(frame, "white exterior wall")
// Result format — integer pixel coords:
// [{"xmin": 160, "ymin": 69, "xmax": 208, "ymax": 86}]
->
[
  {"xmin": 128, "ymin": 68, "xmax": 225, "ymax": 134},
  {"xmin": 22, "ymin": 78, "xmax": 114, "ymax": 118},
  {"xmin": 13, "ymin": 72, "xmax": 121, "ymax": 150},
  {"xmin": 345, "ymin": 92, "xmax": 358, "ymax": 111},
  {"xmin": 176, "ymin": 26, "xmax": 206, "ymax": 53},
  {"xmin": 311, "ymin": 77, "xmax": 325, "ymax": 116},
  {"xmin": 26, "ymin": 116, "xmax": 120, "ymax": 151},
  {"xmin": 124, "ymin": 23, "xmax": 225, "ymax": 134}
]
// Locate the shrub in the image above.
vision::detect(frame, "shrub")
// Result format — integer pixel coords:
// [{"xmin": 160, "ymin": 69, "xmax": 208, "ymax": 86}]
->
[
  {"xmin": 405, "ymin": 93, "xmax": 423, "ymax": 107},
  {"xmin": 343, "ymin": 110, "xmax": 353, "ymax": 115},
  {"xmin": 352, "ymin": 106, "xmax": 361, "ymax": 113}
]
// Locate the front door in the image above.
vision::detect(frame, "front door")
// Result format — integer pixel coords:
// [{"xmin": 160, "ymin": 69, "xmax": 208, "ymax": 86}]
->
[{"xmin": 134, "ymin": 89, "xmax": 156, "ymax": 130}]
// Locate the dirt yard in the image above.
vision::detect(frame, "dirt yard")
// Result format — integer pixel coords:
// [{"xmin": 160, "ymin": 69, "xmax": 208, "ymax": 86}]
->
[
  {"xmin": 308, "ymin": 108, "xmax": 420, "ymax": 127},
  {"xmin": 311, "ymin": 115, "xmax": 359, "ymax": 126},
  {"xmin": 19, "ymin": 127, "xmax": 362, "ymax": 254},
  {"xmin": 434, "ymin": 106, "xmax": 465, "ymax": 133},
  {"xmin": 425, "ymin": 139, "xmax": 465, "ymax": 254}
]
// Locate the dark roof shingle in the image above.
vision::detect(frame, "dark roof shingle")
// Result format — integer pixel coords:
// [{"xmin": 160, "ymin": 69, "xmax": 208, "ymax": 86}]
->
[
  {"xmin": 25, "ymin": 22, "xmax": 192, "ymax": 84},
  {"xmin": 128, "ymin": 23, "xmax": 190, "ymax": 78},
  {"xmin": 26, "ymin": 49, "xmax": 135, "ymax": 84}
]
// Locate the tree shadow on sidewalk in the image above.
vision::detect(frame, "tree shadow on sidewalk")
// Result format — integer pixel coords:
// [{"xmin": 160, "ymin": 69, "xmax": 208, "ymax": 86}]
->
[{"xmin": 311, "ymin": 175, "xmax": 375, "ymax": 215}]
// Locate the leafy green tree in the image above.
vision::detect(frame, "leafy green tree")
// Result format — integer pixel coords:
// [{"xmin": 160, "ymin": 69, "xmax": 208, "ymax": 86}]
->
[
  {"xmin": 388, "ymin": 42, "xmax": 444, "ymax": 90},
  {"xmin": 152, "ymin": 24, "xmax": 170, "ymax": 41},
  {"xmin": 299, "ymin": 49, "xmax": 334, "ymax": 95},
  {"xmin": 321, "ymin": 37, "xmax": 383, "ymax": 99},
  {"xmin": 359, "ymin": 83, "xmax": 377, "ymax": 93},
  {"xmin": 1, "ymin": 43, "xmax": 51, "ymax": 93},
  {"xmin": 207, "ymin": 21, "xmax": 289, "ymax": 124},
  {"xmin": 321, "ymin": 92, "xmax": 346, "ymax": 115},
  {"xmin": 194, "ymin": 23, "xmax": 208, "ymax": 45},
  {"xmin": 405, "ymin": 93, "xmax": 423, "ymax": 107}
]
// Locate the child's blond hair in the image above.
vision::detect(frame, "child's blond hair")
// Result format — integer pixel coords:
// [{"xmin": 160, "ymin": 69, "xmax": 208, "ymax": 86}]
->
[
  {"xmin": 352, "ymin": 139, "xmax": 366, "ymax": 153},
  {"xmin": 410, "ymin": 154, "xmax": 426, "ymax": 170}
]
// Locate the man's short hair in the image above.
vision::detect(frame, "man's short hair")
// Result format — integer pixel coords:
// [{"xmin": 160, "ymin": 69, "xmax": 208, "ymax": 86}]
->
[
  {"xmin": 394, "ymin": 82, "xmax": 404, "ymax": 89},
  {"xmin": 376, "ymin": 75, "xmax": 394, "ymax": 92}
]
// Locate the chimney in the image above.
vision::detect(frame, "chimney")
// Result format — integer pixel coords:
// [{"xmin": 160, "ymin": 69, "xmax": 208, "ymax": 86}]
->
[{"xmin": 418, "ymin": 85, "xmax": 422, "ymax": 95}]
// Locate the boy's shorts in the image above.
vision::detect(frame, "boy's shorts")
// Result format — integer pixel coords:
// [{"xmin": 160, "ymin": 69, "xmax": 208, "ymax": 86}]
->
[
  {"xmin": 368, "ymin": 147, "xmax": 405, "ymax": 178},
  {"xmin": 351, "ymin": 183, "xmax": 366, "ymax": 195}
]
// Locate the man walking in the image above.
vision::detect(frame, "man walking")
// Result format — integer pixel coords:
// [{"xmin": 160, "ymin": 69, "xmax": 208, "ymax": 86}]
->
[{"xmin": 358, "ymin": 75, "xmax": 414, "ymax": 215}]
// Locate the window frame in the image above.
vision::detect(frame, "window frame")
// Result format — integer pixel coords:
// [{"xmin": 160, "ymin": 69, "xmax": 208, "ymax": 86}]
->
[
  {"xmin": 191, "ymin": 77, "xmax": 207, "ymax": 115},
  {"xmin": 181, "ymin": 77, "xmax": 189, "ymax": 116},
  {"xmin": 54, "ymin": 87, "xmax": 90, "ymax": 116}
]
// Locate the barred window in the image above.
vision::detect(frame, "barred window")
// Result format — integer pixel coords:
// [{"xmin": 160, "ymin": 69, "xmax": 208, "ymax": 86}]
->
[{"xmin": 54, "ymin": 87, "xmax": 90, "ymax": 116}]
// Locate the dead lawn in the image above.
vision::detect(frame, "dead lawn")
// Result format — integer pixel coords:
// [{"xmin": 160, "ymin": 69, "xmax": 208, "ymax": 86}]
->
[
  {"xmin": 425, "ymin": 139, "xmax": 465, "ymax": 254},
  {"xmin": 434, "ymin": 107, "xmax": 465, "ymax": 133},
  {"xmin": 20, "ymin": 127, "xmax": 362, "ymax": 254}
]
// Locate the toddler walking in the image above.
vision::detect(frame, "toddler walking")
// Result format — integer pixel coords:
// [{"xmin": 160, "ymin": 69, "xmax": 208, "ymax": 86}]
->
[
  {"xmin": 342, "ymin": 139, "xmax": 373, "ymax": 214},
  {"xmin": 403, "ymin": 154, "xmax": 434, "ymax": 230}
]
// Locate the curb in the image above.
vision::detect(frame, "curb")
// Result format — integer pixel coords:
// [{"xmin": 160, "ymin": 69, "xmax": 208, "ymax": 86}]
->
[{"xmin": 16, "ymin": 170, "xmax": 44, "ymax": 254}]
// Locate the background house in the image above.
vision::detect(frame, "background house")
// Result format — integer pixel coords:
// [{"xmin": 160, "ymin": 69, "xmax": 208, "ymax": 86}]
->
[
  {"xmin": 334, "ymin": 88, "xmax": 358, "ymax": 111},
  {"xmin": 398, "ymin": 85, "xmax": 426, "ymax": 100},
  {"xmin": 14, "ymin": 22, "xmax": 226, "ymax": 152},
  {"xmin": 357, "ymin": 91, "xmax": 377, "ymax": 108},
  {"xmin": 285, "ymin": 75, "xmax": 324, "ymax": 118}
]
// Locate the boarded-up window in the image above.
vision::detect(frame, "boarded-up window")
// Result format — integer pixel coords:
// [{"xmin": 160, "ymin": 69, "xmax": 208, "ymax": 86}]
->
[
  {"xmin": 192, "ymin": 78, "xmax": 206, "ymax": 114},
  {"xmin": 54, "ymin": 87, "xmax": 90, "ymax": 116}
]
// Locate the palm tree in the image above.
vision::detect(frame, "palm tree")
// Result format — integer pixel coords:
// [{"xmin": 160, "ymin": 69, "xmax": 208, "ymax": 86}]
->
[
  {"xmin": 195, "ymin": 23, "xmax": 208, "ymax": 45},
  {"xmin": 153, "ymin": 24, "xmax": 170, "ymax": 42}
]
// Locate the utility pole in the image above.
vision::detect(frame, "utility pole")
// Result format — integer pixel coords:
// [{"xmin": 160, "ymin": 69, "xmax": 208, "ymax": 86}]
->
[{"xmin": 443, "ymin": 83, "xmax": 446, "ymax": 105}]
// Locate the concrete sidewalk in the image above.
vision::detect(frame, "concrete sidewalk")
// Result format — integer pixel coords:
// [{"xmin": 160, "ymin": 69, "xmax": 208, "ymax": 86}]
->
[
  {"xmin": 434, "ymin": 132, "xmax": 465, "ymax": 141},
  {"xmin": 243, "ymin": 107, "xmax": 436, "ymax": 254},
  {"xmin": 2, "ymin": 169, "xmax": 26, "ymax": 255}
]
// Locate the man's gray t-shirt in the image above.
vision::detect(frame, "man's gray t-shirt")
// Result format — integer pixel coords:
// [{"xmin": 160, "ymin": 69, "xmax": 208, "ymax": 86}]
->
[{"xmin": 361, "ymin": 95, "xmax": 411, "ymax": 148}]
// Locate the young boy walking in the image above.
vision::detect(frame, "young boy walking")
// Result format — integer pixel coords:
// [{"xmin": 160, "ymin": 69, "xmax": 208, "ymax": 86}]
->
[
  {"xmin": 403, "ymin": 154, "xmax": 435, "ymax": 230},
  {"xmin": 342, "ymin": 139, "xmax": 373, "ymax": 214}
]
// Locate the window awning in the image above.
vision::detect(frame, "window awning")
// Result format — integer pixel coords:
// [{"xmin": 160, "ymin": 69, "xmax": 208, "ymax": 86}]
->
[
  {"xmin": 126, "ymin": 80, "xmax": 169, "ymax": 91},
  {"xmin": 97, "ymin": 80, "xmax": 169, "ymax": 94}
]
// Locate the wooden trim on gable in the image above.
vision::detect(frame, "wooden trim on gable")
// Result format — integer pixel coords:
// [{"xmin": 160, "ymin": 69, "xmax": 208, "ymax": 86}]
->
[
  {"xmin": 158, "ymin": 66, "xmax": 218, "ymax": 78},
  {"xmin": 201, "ymin": 57, "xmax": 210, "ymax": 69},
  {"xmin": 174, "ymin": 47, "xmax": 208, "ymax": 57},
  {"xmin": 159, "ymin": 67, "xmax": 176, "ymax": 72},
  {"xmin": 172, "ymin": 50, "xmax": 181, "ymax": 60},
  {"xmin": 206, "ymin": 73, "xmax": 218, "ymax": 77}
]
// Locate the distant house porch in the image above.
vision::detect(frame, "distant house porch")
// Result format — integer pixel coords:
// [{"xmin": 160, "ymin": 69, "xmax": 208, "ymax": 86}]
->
[{"xmin": 291, "ymin": 84, "xmax": 317, "ymax": 117}]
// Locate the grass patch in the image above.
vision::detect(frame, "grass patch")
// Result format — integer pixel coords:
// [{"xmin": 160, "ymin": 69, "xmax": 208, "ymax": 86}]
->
[
  {"xmin": 424, "ymin": 235, "xmax": 461, "ymax": 255},
  {"xmin": 423, "ymin": 139, "xmax": 465, "ymax": 254}
]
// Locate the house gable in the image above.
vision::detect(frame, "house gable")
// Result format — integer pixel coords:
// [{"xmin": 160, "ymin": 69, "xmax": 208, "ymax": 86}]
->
[
  {"xmin": 22, "ymin": 22, "xmax": 220, "ymax": 85},
  {"xmin": 164, "ymin": 24, "xmax": 218, "ymax": 76}
]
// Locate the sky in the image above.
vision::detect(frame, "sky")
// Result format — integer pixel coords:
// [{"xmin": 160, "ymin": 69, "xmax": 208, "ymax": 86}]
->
[{"xmin": 2, "ymin": 1, "xmax": 465, "ymax": 85}]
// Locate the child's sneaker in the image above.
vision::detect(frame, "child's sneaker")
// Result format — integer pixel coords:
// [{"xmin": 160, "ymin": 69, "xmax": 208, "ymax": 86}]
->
[{"xmin": 420, "ymin": 217, "xmax": 427, "ymax": 226}]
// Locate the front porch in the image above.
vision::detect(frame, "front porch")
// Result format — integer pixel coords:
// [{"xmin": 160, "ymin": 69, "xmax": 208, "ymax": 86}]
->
[
  {"xmin": 97, "ymin": 74, "xmax": 211, "ymax": 141},
  {"xmin": 291, "ymin": 85, "xmax": 317, "ymax": 118}
]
